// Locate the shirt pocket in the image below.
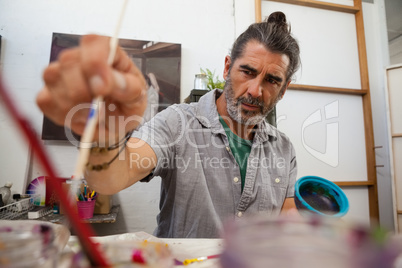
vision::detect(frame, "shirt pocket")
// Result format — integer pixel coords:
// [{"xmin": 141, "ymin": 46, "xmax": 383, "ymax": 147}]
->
[{"xmin": 258, "ymin": 174, "xmax": 288, "ymax": 214}]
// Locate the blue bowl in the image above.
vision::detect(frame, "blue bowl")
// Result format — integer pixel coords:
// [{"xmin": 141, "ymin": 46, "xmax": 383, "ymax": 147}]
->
[{"xmin": 294, "ymin": 176, "xmax": 349, "ymax": 218}]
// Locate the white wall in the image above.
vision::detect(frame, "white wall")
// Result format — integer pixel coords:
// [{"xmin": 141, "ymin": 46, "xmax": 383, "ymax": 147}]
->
[
  {"xmin": 389, "ymin": 36, "xmax": 402, "ymax": 65},
  {"xmin": 0, "ymin": 0, "xmax": 393, "ymax": 234}
]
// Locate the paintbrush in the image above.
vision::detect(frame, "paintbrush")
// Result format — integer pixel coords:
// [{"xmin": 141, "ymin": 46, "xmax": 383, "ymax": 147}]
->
[
  {"xmin": 73, "ymin": 0, "xmax": 129, "ymax": 179},
  {"xmin": 174, "ymin": 254, "xmax": 221, "ymax": 265}
]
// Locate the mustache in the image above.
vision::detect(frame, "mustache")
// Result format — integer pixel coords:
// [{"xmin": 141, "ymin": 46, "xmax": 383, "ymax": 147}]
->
[{"xmin": 237, "ymin": 96, "xmax": 264, "ymax": 110}]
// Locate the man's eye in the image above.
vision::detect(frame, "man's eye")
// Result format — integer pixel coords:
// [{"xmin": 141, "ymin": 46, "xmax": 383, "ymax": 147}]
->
[{"xmin": 267, "ymin": 78, "xmax": 277, "ymax": 84}]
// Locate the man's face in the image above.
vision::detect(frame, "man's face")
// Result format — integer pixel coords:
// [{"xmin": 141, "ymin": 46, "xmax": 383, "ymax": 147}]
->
[{"xmin": 223, "ymin": 40, "xmax": 290, "ymax": 125}]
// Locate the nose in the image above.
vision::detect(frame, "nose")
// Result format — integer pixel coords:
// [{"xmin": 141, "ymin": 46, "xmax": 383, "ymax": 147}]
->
[{"xmin": 247, "ymin": 78, "xmax": 263, "ymax": 98}]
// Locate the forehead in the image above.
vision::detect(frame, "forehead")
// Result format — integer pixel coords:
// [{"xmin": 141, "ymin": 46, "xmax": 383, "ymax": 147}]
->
[{"xmin": 235, "ymin": 40, "xmax": 290, "ymax": 75}]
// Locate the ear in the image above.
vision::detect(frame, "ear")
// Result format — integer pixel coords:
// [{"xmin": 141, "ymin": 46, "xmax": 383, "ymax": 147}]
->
[{"xmin": 223, "ymin": 56, "xmax": 231, "ymax": 80}]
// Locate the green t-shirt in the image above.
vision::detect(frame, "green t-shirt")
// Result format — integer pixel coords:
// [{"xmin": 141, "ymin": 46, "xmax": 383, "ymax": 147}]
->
[{"xmin": 219, "ymin": 117, "xmax": 252, "ymax": 192}]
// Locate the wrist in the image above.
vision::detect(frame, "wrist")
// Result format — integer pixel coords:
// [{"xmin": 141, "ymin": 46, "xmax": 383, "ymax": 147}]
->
[
  {"xmin": 79, "ymin": 129, "xmax": 133, "ymax": 151},
  {"xmin": 84, "ymin": 129, "xmax": 134, "ymax": 171}
]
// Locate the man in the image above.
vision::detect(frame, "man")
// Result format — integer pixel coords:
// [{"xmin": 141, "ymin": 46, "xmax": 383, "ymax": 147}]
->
[{"xmin": 37, "ymin": 11, "xmax": 300, "ymax": 238}]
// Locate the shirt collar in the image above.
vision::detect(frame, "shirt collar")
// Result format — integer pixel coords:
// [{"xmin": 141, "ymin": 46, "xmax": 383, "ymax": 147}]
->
[{"xmin": 195, "ymin": 89, "xmax": 278, "ymax": 142}]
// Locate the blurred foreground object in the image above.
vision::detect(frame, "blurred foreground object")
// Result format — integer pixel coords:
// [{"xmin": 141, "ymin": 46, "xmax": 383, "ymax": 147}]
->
[
  {"xmin": 0, "ymin": 220, "xmax": 70, "ymax": 267},
  {"xmin": 220, "ymin": 215, "xmax": 402, "ymax": 268},
  {"xmin": 61, "ymin": 232, "xmax": 174, "ymax": 267}
]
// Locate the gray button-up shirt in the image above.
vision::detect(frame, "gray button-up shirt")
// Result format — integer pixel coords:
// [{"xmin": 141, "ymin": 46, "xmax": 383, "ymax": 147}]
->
[{"xmin": 132, "ymin": 89, "xmax": 297, "ymax": 238}]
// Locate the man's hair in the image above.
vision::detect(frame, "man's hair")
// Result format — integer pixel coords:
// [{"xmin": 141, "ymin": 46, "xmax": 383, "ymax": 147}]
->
[{"xmin": 229, "ymin": 11, "xmax": 301, "ymax": 82}]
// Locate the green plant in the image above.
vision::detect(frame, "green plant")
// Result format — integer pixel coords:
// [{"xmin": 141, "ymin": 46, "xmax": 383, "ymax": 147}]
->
[{"xmin": 200, "ymin": 68, "xmax": 225, "ymax": 90}]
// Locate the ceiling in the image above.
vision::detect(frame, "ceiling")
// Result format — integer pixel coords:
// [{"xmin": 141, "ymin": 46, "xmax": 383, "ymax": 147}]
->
[{"xmin": 384, "ymin": 0, "xmax": 402, "ymax": 42}]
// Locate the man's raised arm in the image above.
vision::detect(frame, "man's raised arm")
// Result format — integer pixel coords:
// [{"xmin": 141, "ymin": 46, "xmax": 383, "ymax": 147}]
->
[{"xmin": 36, "ymin": 35, "xmax": 156, "ymax": 194}]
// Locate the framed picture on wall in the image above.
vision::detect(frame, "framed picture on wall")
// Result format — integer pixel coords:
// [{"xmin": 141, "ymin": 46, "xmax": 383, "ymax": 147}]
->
[{"xmin": 41, "ymin": 32, "xmax": 181, "ymax": 141}]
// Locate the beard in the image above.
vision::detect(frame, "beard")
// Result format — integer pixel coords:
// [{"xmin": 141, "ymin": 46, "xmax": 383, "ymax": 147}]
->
[{"xmin": 224, "ymin": 75, "xmax": 280, "ymax": 126}]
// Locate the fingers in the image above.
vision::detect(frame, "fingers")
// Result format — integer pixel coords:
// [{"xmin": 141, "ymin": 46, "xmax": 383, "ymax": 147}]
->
[
  {"xmin": 80, "ymin": 35, "xmax": 111, "ymax": 96},
  {"xmin": 110, "ymin": 69, "xmax": 146, "ymax": 103},
  {"xmin": 43, "ymin": 62, "xmax": 60, "ymax": 86},
  {"xmin": 79, "ymin": 35, "xmax": 146, "ymax": 105},
  {"xmin": 58, "ymin": 47, "xmax": 92, "ymax": 104},
  {"xmin": 38, "ymin": 34, "xmax": 148, "ymax": 137},
  {"xmin": 108, "ymin": 44, "xmax": 147, "ymax": 110},
  {"xmin": 40, "ymin": 47, "xmax": 93, "ymax": 133},
  {"xmin": 36, "ymin": 87, "xmax": 62, "ymax": 125}
]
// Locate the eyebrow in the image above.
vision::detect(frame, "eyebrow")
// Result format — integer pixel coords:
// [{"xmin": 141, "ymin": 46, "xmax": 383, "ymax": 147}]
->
[
  {"xmin": 267, "ymin": 74, "xmax": 283, "ymax": 83},
  {"xmin": 239, "ymin": 64, "xmax": 283, "ymax": 83},
  {"xmin": 240, "ymin": 64, "xmax": 257, "ymax": 74}
]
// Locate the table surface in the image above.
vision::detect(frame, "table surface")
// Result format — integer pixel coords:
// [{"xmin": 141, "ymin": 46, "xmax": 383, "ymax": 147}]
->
[
  {"xmin": 65, "ymin": 231, "xmax": 224, "ymax": 268},
  {"xmin": 163, "ymin": 237, "xmax": 223, "ymax": 267}
]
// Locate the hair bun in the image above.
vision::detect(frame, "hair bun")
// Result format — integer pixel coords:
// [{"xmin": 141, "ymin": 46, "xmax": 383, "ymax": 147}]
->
[{"xmin": 266, "ymin": 11, "xmax": 289, "ymax": 32}]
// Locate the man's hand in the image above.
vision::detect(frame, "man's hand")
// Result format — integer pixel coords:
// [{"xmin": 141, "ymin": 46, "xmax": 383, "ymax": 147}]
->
[
  {"xmin": 36, "ymin": 35, "xmax": 147, "ymax": 144},
  {"xmin": 280, "ymin": 197, "xmax": 300, "ymax": 217}
]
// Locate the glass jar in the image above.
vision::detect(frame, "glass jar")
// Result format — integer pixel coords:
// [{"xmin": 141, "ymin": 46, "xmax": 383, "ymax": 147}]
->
[
  {"xmin": 0, "ymin": 182, "xmax": 12, "ymax": 205},
  {"xmin": 0, "ymin": 221, "xmax": 59, "ymax": 267},
  {"xmin": 194, "ymin": 74, "xmax": 208, "ymax": 90}
]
